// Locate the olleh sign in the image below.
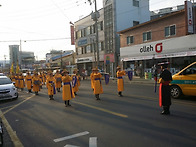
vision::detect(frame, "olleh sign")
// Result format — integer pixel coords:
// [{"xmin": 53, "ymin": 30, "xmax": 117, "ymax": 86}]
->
[{"xmin": 140, "ymin": 43, "xmax": 163, "ymax": 53}]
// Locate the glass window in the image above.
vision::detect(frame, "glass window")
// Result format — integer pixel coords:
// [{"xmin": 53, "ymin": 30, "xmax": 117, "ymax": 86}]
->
[
  {"xmin": 143, "ymin": 31, "xmax": 151, "ymax": 42},
  {"xmin": 127, "ymin": 36, "xmax": 134, "ymax": 44},
  {"xmin": 86, "ymin": 45, "xmax": 91, "ymax": 53},
  {"xmin": 78, "ymin": 47, "xmax": 82, "ymax": 55},
  {"xmin": 133, "ymin": 0, "xmax": 139, "ymax": 7},
  {"xmin": 165, "ymin": 25, "xmax": 176, "ymax": 37},
  {"xmin": 133, "ymin": 21, "xmax": 139, "ymax": 26}
]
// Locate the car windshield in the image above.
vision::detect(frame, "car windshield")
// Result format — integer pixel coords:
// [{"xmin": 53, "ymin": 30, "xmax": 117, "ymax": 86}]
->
[{"xmin": 0, "ymin": 78, "xmax": 12, "ymax": 85}]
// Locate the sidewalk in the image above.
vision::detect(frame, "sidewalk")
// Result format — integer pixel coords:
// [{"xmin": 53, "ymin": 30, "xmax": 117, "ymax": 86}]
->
[{"xmin": 108, "ymin": 76, "xmax": 155, "ymax": 85}]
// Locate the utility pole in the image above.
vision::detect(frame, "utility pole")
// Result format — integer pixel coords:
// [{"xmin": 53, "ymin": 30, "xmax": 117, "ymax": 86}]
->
[{"xmin": 89, "ymin": 0, "xmax": 100, "ymax": 68}]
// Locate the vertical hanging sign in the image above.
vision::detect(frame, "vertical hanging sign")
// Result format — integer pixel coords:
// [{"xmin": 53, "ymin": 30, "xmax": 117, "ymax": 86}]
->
[
  {"xmin": 70, "ymin": 25, "xmax": 75, "ymax": 45},
  {"xmin": 186, "ymin": 1, "xmax": 194, "ymax": 34}
]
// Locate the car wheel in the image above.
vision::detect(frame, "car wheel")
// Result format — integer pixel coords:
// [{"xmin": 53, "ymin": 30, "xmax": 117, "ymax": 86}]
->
[{"xmin": 170, "ymin": 85, "xmax": 182, "ymax": 99}]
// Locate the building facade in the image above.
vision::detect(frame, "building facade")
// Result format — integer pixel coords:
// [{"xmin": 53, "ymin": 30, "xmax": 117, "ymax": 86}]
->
[
  {"xmin": 74, "ymin": 0, "xmax": 150, "ymax": 76},
  {"xmin": 9, "ymin": 45, "xmax": 20, "ymax": 66},
  {"xmin": 119, "ymin": 1, "xmax": 196, "ymax": 76}
]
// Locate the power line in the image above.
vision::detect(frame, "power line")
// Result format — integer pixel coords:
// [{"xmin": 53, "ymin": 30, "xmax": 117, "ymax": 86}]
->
[{"xmin": 0, "ymin": 37, "xmax": 71, "ymax": 43}]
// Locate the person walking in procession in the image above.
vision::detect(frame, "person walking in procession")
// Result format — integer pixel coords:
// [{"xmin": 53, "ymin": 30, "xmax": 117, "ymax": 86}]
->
[
  {"xmin": 158, "ymin": 62, "xmax": 173, "ymax": 115},
  {"xmin": 92, "ymin": 67, "xmax": 103, "ymax": 100},
  {"xmin": 90, "ymin": 69, "xmax": 95, "ymax": 91},
  {"xmin": 62, "ymin": 70, "xmax": 75, "ymax": 107},
  {"xmin": 116, "ymin": 66, "xmax": 126, "ymax": 97},
  {"xmin": 46, "ymin": 72, "xmax": 56, "ymax": 100},
  {"xmin": 18, "ymin": 73, "xmax": 25, "ymax": 91},
  {"xmin": 72, "ymin": 69, "xmax": 79, "ymax": 96},
  {"xmin": 54, "ymin": 70, "xmax": 62, "ymax": 92},
  {"xmin": 25, "ymin": 71, "xmax": 32, "ymax": 93},
  {"xmin": 32, "ymin": 73, "xmax": 41, "ymax": 95}
]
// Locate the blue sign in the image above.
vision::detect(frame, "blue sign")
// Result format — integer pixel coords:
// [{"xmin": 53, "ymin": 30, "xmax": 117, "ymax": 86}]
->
[{"xmin": 78, "ymin": 39, "xmax": 87, "ymax": 46}]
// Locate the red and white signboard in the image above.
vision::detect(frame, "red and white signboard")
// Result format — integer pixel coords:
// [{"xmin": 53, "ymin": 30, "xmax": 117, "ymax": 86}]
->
[{"xmin": 186, "ymin": 1, "xmax": 194, "ymax": 34}]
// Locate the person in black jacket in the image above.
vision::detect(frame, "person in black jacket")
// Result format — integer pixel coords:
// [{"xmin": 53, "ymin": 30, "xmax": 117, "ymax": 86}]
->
[{"xmin": 158, "ymin": 62, "xmax": 173, "ymax": 115}]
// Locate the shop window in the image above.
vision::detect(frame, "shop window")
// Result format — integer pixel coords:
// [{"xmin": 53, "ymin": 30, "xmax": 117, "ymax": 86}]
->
[
  {"xmin": 133, "ymin": 0, "xmax": 139, "ymax": 7},
  {"xmin": 127, "ymin": 36, "xmax": 134, "ymax": 45},
  {"xmin": 165, "ymin": 25, "xmax": 176, "ymax": 37},
  {"xmin": 143, "ymin": 31, "xmax": 151, "ymax": 42}
]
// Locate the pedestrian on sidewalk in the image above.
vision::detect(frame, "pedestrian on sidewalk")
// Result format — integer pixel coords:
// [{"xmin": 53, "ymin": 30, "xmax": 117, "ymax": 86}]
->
[
  {"xmin": 158, "ymin": 62, "xmax": 173, "ymax": 115},
  {"xmin": 117, "ymin": 66, "xmax": 126, "ymax": 97},
  {"xmin": 62, "ymin": 70, "xmax": 75, "ymax": 107}
]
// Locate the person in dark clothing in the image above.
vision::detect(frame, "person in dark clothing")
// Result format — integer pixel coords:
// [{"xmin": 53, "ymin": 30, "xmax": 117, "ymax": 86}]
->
[{"xmin": 158, "ymin": 62, "xmax": 173, "ymax": 115}]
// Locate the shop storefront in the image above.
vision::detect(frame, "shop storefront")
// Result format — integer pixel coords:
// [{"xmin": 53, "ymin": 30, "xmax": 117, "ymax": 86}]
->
[{"xmin": 120, "ymin": 34, "xmax": 196, "ymax": 77}]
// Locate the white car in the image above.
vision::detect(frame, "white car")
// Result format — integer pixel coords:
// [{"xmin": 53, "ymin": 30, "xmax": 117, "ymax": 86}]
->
[{"xmin": 0, "ymin": 76, "xmax": 18, "ymax": 100}]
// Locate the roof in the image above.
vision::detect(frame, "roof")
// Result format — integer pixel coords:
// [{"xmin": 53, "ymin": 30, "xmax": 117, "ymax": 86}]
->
[{"xmin": 118, "ymin": 9, "xmax": 185, "ymax": 34}]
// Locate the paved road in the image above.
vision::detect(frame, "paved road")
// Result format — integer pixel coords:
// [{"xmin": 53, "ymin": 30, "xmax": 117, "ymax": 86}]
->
[{"xmin": 0, "ymin": 80, "xmax": 196, "ymax": 147}]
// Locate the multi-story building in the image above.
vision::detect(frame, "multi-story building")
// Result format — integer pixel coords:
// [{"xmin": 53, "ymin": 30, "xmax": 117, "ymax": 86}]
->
[
  {"xmin": 9, "ymin": 45, "xmax": 20, "ymax": 66},
  {"xmin": 75, "ymin": 0, "xmax": 150, "ymax": 76},
  {"xmin": 119, "ymin": 1, "xmax": 196, "ymax": 76},
  {"xmin": 20, "ymin": 51, "xmax": 35, "ymax": 69}
]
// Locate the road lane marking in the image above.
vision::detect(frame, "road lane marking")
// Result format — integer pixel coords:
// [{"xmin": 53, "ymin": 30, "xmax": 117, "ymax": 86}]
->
[
  {"xmin": 64, "ymin": 145, "xmax": 79, "ymax": 147},
  {"xmin": 2, "ymin": 95, "xmax": 35, "ymax": 115},
  {"xmin": 89, "ymin": 137, "xmax": 97, "ymax": 147},
  {"xmin": 73, "ymin": 101, "xmax": 128, "ymax": 118},
  {"xmin": 0, "ymin": 110, "xmax": 24, "ymax": 147},
  {"xmin": 54, "ymin": 131, "xmax": 89, "ymax": 143}
]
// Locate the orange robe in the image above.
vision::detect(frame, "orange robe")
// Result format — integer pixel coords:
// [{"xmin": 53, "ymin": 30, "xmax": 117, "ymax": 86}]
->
[
  {"xmin": 55, "ymin": 73, "xmax": 62, "ymax": 88},
  {"xmin": 32, "ymin": 76, "xmax": 41, "ymax": 92},
  {"xmin": 25, "ymin": 75, "xmax": 32, "ymax": 90},
  {"xmin": 93, "ymin": 73, "xmax": 103, "ymax": 94},
  {"xmin": 62, "ymin": 75, "xmax": 75, "ymax": 101},
  {"xmin": 46, "ymin": 77, "xmax": 56, "ymax": 95},
  {"xmin": 117, "ymin": 70, "xmax": 126, "ymax": 92}
]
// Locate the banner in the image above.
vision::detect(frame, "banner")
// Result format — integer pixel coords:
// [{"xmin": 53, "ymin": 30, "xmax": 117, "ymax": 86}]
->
[
  {"xmin": 10, "ymin": 63, "xmax": 14, "ymax": 73},
  {"xmin": 104, "ymin": 74, "xmax": 110, "ymax": 85},
  {"xmin": 127, "ymin": 71, "xmax": 133, "ymax": 81},
  {"xmin": 186, "ymin": 1, "xmax": 194, "ymax": 34},
  {"xmin": 70, "ymin": 25, "xmax": 75, "ymax": 45}
]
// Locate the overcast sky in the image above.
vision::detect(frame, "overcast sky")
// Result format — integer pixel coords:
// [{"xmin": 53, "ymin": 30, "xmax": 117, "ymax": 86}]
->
[{"xmin": 0, "ymin": 0, "xmax": 187, "ymax": 61}]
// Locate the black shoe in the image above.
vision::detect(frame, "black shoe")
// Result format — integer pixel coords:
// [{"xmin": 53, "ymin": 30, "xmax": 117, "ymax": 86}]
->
[{"xmin": 161, "ymin": 111, "xmax": 170, "ymax": 115}]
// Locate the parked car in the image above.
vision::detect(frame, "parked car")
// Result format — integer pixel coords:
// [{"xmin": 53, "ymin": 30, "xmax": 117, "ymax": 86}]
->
[
  {"xmin": 170, "ymin": 62, "xmax": 196, "ymax": 98},
  {"xmin": 0, "ymin": 76, "xmax": 18, "ymax": 101},
  {"xmin": 0, "ymin": 73, "xmax": 5, "ymax": 76}
]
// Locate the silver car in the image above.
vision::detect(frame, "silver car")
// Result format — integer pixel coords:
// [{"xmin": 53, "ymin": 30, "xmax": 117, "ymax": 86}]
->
[{"xmin": 0, "ymin": 76, "xmax": 18, "ymax": 100}]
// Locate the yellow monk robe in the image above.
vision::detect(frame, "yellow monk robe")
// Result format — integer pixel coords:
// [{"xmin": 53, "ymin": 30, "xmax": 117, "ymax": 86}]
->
[
  {"xmin": 54, "ymin": 73, "xmax": 62, "ymax": 89},
  {"xmin": 90, "ymin": 72, "xmax": 94, "ymax": 90},
  {"xmin": 77, "ymin": 74, "xmax": 81, "ymax": 87},
  {"xmin": 18, "ymin": 75, "xmax": 25, "ymax": 89},
  {"xmin": 46, "ymin": 76, "xmax": 56, "ymax": 96},
  {"xmin": 117, "ymin": 70, "xmax": 126, "ymax": 92},
  {"xmin": 32, "ymin": 75, "xmax": 41, "ymax": 92},
  {"xmin": 25, "ymin": 74, "xmax": 32, "ymax": 90},
  {"xmin": 93, "ymin": 73, "xmax": 103, "ymax": 95},
  {"xmin": 15, "ymin": 75, "xmax": 19, "ymax": 88},
  {"xmin": 62, "ymin": 75, "xmax": 75, "ymax": 101},
  {"xmin": 71, "ymin": 74, "xmax": 79, "ymax": 93}
]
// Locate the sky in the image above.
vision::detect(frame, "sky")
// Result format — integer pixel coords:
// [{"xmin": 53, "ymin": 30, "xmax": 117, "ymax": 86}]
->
[{"xmin": 0, "ymin": 0, "xmax": 187, "ymax": 61}]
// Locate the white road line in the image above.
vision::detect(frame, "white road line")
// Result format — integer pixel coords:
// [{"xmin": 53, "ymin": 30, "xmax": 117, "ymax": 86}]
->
[
  {"xmin": 89, "ymin": 137, "xmax": 97, "ymax": 147},
  {"xmin": 64, "ymin": 145, "xmax": 80, "ymax": 147},
  {"xmin": 54, "ymin": 131, "xmax": 89, "ymax": 143}
]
